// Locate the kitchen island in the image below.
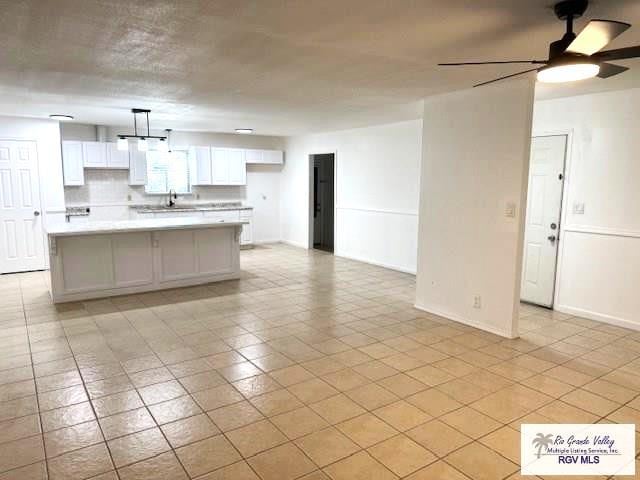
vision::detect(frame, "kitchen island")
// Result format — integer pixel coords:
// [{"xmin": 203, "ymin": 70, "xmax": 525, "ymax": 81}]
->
[{"xmin": 46, "ymin": 218, "xmax": 246, "ymax": 303}]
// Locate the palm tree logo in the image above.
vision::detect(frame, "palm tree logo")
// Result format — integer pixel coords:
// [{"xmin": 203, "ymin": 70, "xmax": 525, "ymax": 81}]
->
[{"xmin": 532, "ymin": 433, "xmax": 554, "ymax": 459}]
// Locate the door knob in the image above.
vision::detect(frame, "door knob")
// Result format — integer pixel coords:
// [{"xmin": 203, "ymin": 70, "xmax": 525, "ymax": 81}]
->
[
  {"xmin": 547, "ymin": 235, "xmax": 556, "ymax": 242},
  {"xmin": 33, "ymin": 210, "xmax": 40, "ymax": 216}
]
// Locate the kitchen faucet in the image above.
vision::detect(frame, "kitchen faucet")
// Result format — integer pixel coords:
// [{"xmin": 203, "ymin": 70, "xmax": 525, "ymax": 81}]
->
[{"xmin": 167, "ymin": 189, "xmax": 178, "ymax": 207}]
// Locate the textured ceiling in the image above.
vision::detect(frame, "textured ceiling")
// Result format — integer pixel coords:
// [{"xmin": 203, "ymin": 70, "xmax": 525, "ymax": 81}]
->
[{"xmin": 0, "ymin": 0, "xmax": 639, "ymax": 135}]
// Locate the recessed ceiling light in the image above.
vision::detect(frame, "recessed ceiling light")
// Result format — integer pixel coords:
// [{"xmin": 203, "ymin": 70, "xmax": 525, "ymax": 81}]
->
[
  {"xmin": 49, "ymin": 114, "xmax": 74, "ymax": 121},
  {"xmin": 235, "ymin": 128, "xmax": 253, "ymax": 134}
]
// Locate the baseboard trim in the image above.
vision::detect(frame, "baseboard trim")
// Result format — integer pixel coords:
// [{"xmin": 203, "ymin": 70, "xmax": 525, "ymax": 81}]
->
[
  {"xmin": 414, "ymin": 303, "xmax": 518, "ymax": 339},
  {"xmin": 252, "ymin": 239, "xmax": 281, "ymax": 245},
  {"xmin": 335, "ymin": 251, "xmax": 416, "ymax": 275},
  {"xmin": 554, "ymin": 304, "xmax": 640, "ymax": 332},
  {"xmin": 281, "ymin": 239, "xmax": 308, "ymax": 249}
]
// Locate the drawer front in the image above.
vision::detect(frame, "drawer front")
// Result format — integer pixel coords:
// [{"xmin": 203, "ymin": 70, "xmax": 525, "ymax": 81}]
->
[{"xmin": 202, "ymin": 210, "xmax": 239, "ymax": 222}]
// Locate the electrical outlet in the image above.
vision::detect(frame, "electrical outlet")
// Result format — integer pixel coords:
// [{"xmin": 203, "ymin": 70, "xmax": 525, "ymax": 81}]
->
[
  {"xmin": 504, "ymin": 202, "xmax": 516, "ymax": 218},
  {"xmin": 573, "ymin": 203, "xmax": 585, "ymax": 215},
  {"xmin": 473, "ymin": 296, "xmax": 482, "ymax": 309},
  {"xmin": 127, "ymin": 194, "xmax": 132, "ymax": 201}
]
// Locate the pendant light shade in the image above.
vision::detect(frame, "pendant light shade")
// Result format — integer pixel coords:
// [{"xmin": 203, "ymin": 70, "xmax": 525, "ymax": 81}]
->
[
  {"xmin": 157, "ymin": 138, "xmax": 168, "ymax": 152},
  {"xmin": 117, "ymin": 137, "xmax": 129, "ymax": 151},
  {"xmin": 137, "ymin": 138, "xmax": 148, "ymax": 152}
]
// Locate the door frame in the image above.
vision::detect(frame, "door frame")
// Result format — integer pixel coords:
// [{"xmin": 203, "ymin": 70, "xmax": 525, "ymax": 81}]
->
[
  {"xmin": 308, "ymin": 151, "xmax": 337, "ymax": 252},
  {"xmin": 525, "ymin": 129, "xmax": 573, "ymax": 309},
  {"xmin": 0, "ymin": 138, "xmax": 47, "ymax": 273}
]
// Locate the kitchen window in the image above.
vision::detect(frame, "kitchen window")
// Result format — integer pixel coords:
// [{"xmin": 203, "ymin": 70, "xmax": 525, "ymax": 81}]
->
[{"xmin": 145, "ymin": 150, "xmax": 191, "ymax": 194}]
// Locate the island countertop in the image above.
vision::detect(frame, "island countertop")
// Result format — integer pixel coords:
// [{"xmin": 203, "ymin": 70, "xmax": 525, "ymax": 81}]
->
[{"xmin": 46, "ymin": 218, "xmax": 248, "ymax": 237}]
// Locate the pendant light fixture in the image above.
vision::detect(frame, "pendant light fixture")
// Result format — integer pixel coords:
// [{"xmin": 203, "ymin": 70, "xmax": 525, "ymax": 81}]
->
[
  {"xmin": 157, "ymin": 129, "xmax": 172, "ymax": 153},
  {"xmin": 117, "ymin": 109, "xmax": 167, "ymax": 152}
]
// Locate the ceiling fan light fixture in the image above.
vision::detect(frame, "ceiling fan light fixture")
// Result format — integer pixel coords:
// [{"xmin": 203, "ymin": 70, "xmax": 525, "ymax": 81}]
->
[{"xmin": 537, "ymin": 61, "xmax": 600, "ymax": 83}]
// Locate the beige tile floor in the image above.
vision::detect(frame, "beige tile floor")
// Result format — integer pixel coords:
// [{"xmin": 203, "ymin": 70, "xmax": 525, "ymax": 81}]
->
[{"xmin": 0, "ymin": 243, "xmax": 638, "ymax": 479}]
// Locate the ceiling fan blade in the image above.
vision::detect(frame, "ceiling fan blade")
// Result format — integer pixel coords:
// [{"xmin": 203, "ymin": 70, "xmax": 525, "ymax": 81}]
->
[
  {"xmin": 593, "ymin": 45, "xmax": 640, "ymax": 62},
  {"xmin": 566, "ymin": 20, "xmax": 631, "ymax": 56},
  {"xmin": 597, "ymin": 62, "xmax": 629, "ymax": 78},
  {"xmin": 439, "ymin": 60, "xmax": 545, "ymax": 66},
  {"xmin": 473, "ymin": 68, "xmax": 540, "ymax": 88}
]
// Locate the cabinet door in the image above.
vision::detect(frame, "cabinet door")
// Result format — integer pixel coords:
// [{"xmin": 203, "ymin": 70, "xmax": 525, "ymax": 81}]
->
[
  {"xmin": 82, "ymin": 141, "xmax": 107, "ymax": 168},
  {"xmin": 211, "ymin": 148, "xmax": 230, "ymax": 185},
  {"xmin": 240, "ymin": 218, "xmax": 252, "ymax": 245},
  {"xmin": 190, "ymin": 146, "xmax": 212, "ymax": 185},
  {"xmin": 262, "ymin": 150, "xmax": 283, "ymax": 164},
  {"xmin": 128, "ymin": 150, "xmax": 147, "ymax": 185},
  {"xmin": 227, "ymin": 149, "xmax": 246, "ymax": 185},
  {"xmin": 106, "ymin": 143, "xmax": 130, "ymax": 169},
  {"xmin": 244, "ymin": 149, "xmax": 263, "ymax": 164},
  {"xmin": 62, "ymin": 141, "xmax": 85, "ymax": 186}
]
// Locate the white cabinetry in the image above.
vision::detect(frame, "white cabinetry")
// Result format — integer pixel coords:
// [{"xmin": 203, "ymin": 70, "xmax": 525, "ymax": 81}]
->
[
  {"xmin": 82, "ymin": 141, "xmax": 108, "ymax": 168},
  {"xmin": 190, "ymin": 147, "xmax": 246, "ymax": 186},
  {"xmin": 239, "ymin": 210, "xmax": 253, "ymax": 246},
  {"xmin": 245, "ymin": 149, "xmax": 283, "ymax": 165},
  {"xmin": 61, "ymin": 141, "xmax": 84, "ymax": 186},
  {"xmin": 190, "ymin": 146, "xmax": 212, "ymax": 185},
  {"xmin": 106, "ymin": 143, "xmax": 130, "ymax": 169},
  {"xmin": 129, "ymin": 150, "xmax": 147, "ymax": 185}
]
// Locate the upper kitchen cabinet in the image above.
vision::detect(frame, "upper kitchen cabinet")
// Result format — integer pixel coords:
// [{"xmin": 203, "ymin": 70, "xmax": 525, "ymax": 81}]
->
[
  {"xmin": 189, "ymin": 146, "xmax": 212, "ymax": 185},
  {"xmin": 82, "ymin": 141, "xmax": 107, "ymax": 168},
  {"xmin": 61, "ymin": 141, "xmax": 84, "ymax": 186},
  {"xmin": 245, "ymin": 149, "xmax": 283, "ymax": 165},
  {"xmin": 129, "ymin": 150, "xmax": 147, "ymax": 185},
  {"xmin": 190, "ymin": 146, "xmax": 246, "ymax": 186},
  {"xmin": 106, "ymin": 143, "xmax": 130, "ymax": 169}
]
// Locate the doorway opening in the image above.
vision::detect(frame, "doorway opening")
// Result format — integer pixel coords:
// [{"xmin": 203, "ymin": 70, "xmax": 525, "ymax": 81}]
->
[
  {"xmin": 520, "ymin": 134, "xmax": 568, "ymax": 308},
  {"xmin": 309, "ymin": 153, "xmax": 335, "ymax": 253}
]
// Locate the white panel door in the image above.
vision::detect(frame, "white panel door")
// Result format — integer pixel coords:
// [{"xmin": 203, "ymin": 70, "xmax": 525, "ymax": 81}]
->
[
  {"xmin": 106, "ymin": 143, "xmax": 130, "ymax": 169},
  {"xmin": 521, "ymin": 135, "xmax": 567, "ymax": 307},
  {"xmin": 82, "ymin": 141, "xmax": 107, "ymax": 168},
  {"xmin": 0, "ymin": 141, "xmax": 45, "ymax": 273},
  {"xmin": 227, "ymin": 149, "xmax": 246, "ymax": 185},
  {"xmin": 211, "ymin": 148, "xmax": 229, "ymax": 185},
  {"xmin": 62, "ymin": 141, "xmax": 85, "ymax": 186}
]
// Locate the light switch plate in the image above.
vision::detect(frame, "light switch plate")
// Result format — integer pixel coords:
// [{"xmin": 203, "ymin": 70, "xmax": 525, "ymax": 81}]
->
[{"xmin": 573, "ymin": 202, "xmax": 585, "ymax": 215}]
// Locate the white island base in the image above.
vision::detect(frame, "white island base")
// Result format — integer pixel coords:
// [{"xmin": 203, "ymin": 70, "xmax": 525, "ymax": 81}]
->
[{"xmin": 47, "ymin": 218, "xmax": 246, "ymax": 303}]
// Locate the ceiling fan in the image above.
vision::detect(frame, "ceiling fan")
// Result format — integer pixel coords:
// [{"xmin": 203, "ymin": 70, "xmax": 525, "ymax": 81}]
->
[{"xmin": 438, "ymin": 0, "xmax": 640, "ymax": 87}]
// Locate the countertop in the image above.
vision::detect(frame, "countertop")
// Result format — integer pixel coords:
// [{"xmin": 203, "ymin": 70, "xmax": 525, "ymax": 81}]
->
[
  {"xmin": 130, "ymin": 202, "xmax": 253, "ymax": 213},
  {"xmin": 47, "ymin": 218, "xmax": 248, "ymax": 237}
]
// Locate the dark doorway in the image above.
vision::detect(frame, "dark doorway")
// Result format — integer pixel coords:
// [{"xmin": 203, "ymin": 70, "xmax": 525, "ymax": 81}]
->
[{"xmin": 311, "ymin": 153, "xmax": 334, "ymax": 253}]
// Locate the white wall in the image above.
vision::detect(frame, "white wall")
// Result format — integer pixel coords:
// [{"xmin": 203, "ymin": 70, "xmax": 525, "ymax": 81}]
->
[
  {"xmin": 281, "ymin": 120, "xmax": 423, "ymax": 273},
  {"xmin": 416, "ymin": 79, "xmax": 535, "ymax": 338},
  {"xmin": 61, "ymin": 124, "xmax": 285, "ymax": 243},
  {"xmin": 533, "ymin": 88, "xmax": 640, "ymax": 330}
]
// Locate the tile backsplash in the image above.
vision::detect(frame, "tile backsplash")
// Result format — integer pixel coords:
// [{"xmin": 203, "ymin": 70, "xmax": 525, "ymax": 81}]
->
[{"xmin": 64, "ymin": 170, "xmax": 245, "ymax": 206}]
